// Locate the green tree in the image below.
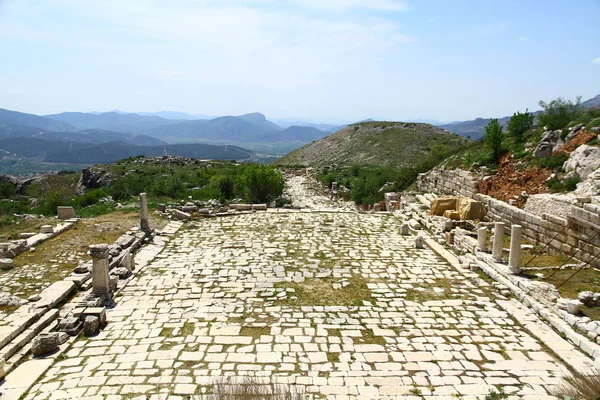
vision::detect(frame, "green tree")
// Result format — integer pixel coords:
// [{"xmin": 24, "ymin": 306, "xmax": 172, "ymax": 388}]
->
[
  {"xmin": 484, "ymin": 119, "xmax": 505, "ymax": 162},
  {"xmin": 507, "ymin": 109, "xmax": 535, "ymax": 142},
  {"xmin": 242, "ymin": 165, "xmax": 284, "ymax": 203},
  {"xmin": 538, "ymin": 96, "xmax": 582, "ymax": 130}
]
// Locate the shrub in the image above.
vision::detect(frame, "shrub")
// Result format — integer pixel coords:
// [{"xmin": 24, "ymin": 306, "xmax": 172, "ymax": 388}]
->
[
  {"xmin": 508, "ymin": 109, "xmax": 535, "ymax": 142},
  {"xmin": 484, "ymin": 119, "xmax": 506, "ymax": 162},
  {"xmin": 242, "ymin": 164, "xmax": 285, "ymax": 203},
  {"xmin": 71, "ymin": 188, "xmax": 108, "ymax": 208},
  {"xmin": 590, "ymin": 117, "xmax": 600, "ymax": 128},
  {"xmin": 217, "ymin": 175, "xmax": 235, "ymax": 200},
  {"xmin": 538, "ymin": 96, "xmax": 582, "ymax": 130},
  {"xmin": 537, "ymin": 152, "xmax": 568, "ymax": 171},
  {"xmin": 0, "ymin": 181, "xmax": 17, "ymax": 198}
]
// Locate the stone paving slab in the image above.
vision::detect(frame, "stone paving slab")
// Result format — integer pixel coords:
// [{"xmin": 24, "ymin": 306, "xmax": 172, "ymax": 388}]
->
[{"xmin": 17, "ymin": 213, "xmax": 570, "ymax": 399}]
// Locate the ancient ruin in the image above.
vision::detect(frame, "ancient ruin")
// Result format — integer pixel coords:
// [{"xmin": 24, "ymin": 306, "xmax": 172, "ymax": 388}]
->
[{"xmin": 0, "ymin": 172, "xmax": 598, "ymax": 399}]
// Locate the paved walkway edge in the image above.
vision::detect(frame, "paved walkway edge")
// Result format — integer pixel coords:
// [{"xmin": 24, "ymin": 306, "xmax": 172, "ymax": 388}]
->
[{"xmin": 425, "ymin": 236, "xmax": 595, "ymax": 375}]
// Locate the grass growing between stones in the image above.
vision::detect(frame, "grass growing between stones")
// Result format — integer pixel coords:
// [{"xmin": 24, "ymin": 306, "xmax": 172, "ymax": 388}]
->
[
  {"xmin": 208, "ymin": 376, "xmax": 305, "ymax": 400},
  {"xmin": 239, "ymin": 325, "xmax": 271, "ymax": 340},
  {"xmin": 276, "ymin": 276, "xmax": 372, "ymax": 307}
]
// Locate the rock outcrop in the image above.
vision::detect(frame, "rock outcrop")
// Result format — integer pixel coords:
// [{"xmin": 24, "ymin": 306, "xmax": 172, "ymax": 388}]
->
[
  {"xmin": 564, "ymin": 144, "xmax": 600, "ymax": 179},
  {"xmin": 77, "ymin": 166, "xmax": 114, "ymax": 193}
]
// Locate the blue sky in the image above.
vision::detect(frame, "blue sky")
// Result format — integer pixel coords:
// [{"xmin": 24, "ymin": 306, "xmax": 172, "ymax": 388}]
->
[{"xmin": 0, "ymin": 0, "xmax": 598, "ymax": 123}]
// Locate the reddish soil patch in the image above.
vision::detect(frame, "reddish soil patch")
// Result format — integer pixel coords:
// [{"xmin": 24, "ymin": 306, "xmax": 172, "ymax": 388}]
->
[
  {"xmin": 554, "ymin": 129, "xmax": 596, "ymax": 155},
  {"xmin": 479, "ymin": 154, "xmax": 551, "ymax": 206}
]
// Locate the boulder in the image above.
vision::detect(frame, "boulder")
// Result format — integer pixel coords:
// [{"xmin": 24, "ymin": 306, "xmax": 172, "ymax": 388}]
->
[
  {"xmin": 78, "ymin": 166, "xmax": 114, "ymax": 192},
  {"xmin": 83, "ymin": 316, "xmax": 100, "ymax": 337},
  {"xmin": 533, "ymin": 130, "xmax": 564, "ymax": 158},
  {"xmin": 31, "ymin": 332, "xmax": 59, "ymax": 356},
  {"xmin": 564, "ymin": 144, "xmax": 600, "ymax": 180}
]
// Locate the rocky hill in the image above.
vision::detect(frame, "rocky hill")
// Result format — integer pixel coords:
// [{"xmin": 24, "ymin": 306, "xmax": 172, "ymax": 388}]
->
[{"xmin": 275, "ymin": 121, "xmax": 470, "ymax": 168}]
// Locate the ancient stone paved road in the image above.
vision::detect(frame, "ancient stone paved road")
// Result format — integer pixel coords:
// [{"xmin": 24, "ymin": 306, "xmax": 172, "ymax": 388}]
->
[{"xmin": 22, "ymin": 178, "xmax": 568, "ymax": 400}]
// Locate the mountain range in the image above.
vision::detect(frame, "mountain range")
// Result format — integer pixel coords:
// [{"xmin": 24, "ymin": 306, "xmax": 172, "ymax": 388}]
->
[{"xmin": 439, "ymin": 94, "xmax": 600, "ymax": 139}]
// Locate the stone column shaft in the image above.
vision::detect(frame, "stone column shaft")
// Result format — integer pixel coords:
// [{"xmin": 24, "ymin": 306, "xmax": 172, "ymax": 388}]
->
[
  {"xmin": 508, "ymin": 224, "xmax": 522, "ymax": 274},
  {"xmin": 477, "ymin": 227, "xmax": 487, "ymax": 252},
  {"xmin": 140, "ymin": 192, "xmax": 150, "ymax": 232},
  {"xmin": 90, "ymin": 244, "xmax": 111, "ymax": 296},
  {"xmin": 492, "ymin": 222, "xmax": 505, "ymax": 262}
]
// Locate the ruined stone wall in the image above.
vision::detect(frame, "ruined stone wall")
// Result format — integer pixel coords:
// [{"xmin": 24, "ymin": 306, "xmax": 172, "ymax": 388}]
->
[
  {"xmin": 417, "ymin": 168, "xmax": 478, "ymax": 198},
  {"xmin": 419, "ymin": 168, "xmax": 600, "ymax": 267}
]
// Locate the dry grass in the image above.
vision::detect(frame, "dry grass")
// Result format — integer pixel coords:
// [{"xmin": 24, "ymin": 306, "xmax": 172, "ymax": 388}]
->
[
  {"xmin": 277, "ymin": 276, "xmax": 372, "ymax": 307},
  {"xmin": 208, "ymin": 376, "xmax": 306, "ymax": 400},
  {"xmin": 554, "ymin": 371, "xmax": 600, "ymax": 400},
  {"xmin": 2, "ymin": 212, "xmax": 167, "ymax": 300}
]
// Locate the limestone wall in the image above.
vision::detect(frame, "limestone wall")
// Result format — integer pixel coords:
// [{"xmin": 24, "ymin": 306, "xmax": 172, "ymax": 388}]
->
[
  {"xmin": 417, "ymin": 168, "xmax": 478, "ymax": 198},
  {"xmin": 418, "ymin": 168, "xmax": 600, "ymax": 267}
]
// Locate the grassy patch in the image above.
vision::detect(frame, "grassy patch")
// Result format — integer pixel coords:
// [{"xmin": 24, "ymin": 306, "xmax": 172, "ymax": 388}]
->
[
  {"xmin": 181, "ymin": 321, "xmax": 195, "ymax": 336},
  {"xmin": 159, "ymin": 327, "xmax": 175, "ymax": 337},
  {"xmin": 358, "ymin": 328, "xmax": 386, "ymax": 345},
  {"xmin": 276, "ymin": 276, "xmax": 372, "ymax": 307},
  {"xmin": 239, "ymin": 325, "xmax": 270, "ymax": 340}
]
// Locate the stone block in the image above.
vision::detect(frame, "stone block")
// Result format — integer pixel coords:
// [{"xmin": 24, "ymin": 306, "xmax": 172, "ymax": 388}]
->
[
  {"xmin": 40, "ymin": 225, "xmax": 54, "ymax": 234},
  {"xmin": 252, "ymin": 204, "xmax": 267, "ymax": 211},
  {"xmin": 157, "ymin": 203, "xmax": 167, "ymax": 212},
  {"xmin": 566, "ymin": 300, "xmax": 582, "ymax": 315},
  {"xmin": 230, "ymin": 204, "xmax": 252, "ymax": 211},
  {"xmin": 0, "ymin": 258, "xmax": 14, "ymax": 271},
  {"xmin": 57, "ymin": 206, "xmax": 76, "ymax": 219},
  {"xmin": 83, "ymin": 316, "xmax": 100, "ymax": 337},
  {"xmin": 115, "ymin": 235, "xmax": 135, "ymax": 249},
  {"xmin": 31, "ymin": 332, "xmax": 59, "ymax": 356},
  {"xmin": 84, "ymin": 307, "xmax": 107, "ymax": 327},
  {"xmin": 0, "ymin": 355, "xmax": 5, "ymax": 379},
  {"xmin": 174, "ymin": 210, "xmax": 191, "ymax": 220}
]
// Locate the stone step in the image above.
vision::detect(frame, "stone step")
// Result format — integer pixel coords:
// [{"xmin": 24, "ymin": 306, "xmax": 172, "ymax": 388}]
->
[
  {"xmin": 3, "ymin": 319, "xmax": 59, "ymax": 377},
  {"xmin": 0, "ymin": 309, "xmax": 58, "ymax": 370},
  {"xmin": 0, "ymin": 307, "xmax": 45, "ymax": 351}
]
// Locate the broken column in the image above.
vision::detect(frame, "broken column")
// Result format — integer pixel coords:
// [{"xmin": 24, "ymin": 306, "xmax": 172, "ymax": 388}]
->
[
  {"xmin": 492, "ymin": 222, "xmax": 505, "ymax": 262},
  {"xmin": 477, "ymin": 227, "xmax": 488, "ymax": 252},
  {"xmin": 90, "ymin": 244, "xmax": 112, "ymax": 299},
  {"xmin": 508, "ymin": 224, "xmax": 522, "ymax": 275},
  {"xmin": 140, "ymin": 192, "xmax": 150, "ymax": 232},
  {"xmin": 401, "ymin": 224, "xmax": 410, "ymax": 236},
  {"xmin": 415, "ymin": 236, "xmax": 424, "ymax": 249}
]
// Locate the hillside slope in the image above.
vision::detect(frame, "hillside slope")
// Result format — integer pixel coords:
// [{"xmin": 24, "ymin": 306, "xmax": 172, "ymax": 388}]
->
[
  {"xmin": 275, "ymin": 121, "xmax": 469, "ymax": 168},
  {"xmin": 0, "ymin": 108, "xmax": 78, "ymax": 132}
]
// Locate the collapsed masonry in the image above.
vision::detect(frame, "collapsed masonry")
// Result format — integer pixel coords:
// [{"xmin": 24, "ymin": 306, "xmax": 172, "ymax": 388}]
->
[
  {"xmin": 418, "ymin": 168, "xmax": 600, "ymax": 268},
  {"xmin": 0, "ymin": 193, "xmax": 152, "ymax": 376}
]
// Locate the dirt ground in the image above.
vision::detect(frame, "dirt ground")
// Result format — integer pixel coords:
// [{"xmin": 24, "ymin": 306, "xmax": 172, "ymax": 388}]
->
[
  {"xmin": 479, "ymin": 154, "xmax": 551, "ymax": 205},
  {"xmin": 0, "ymin": 212, "xmax": 168, "ymax": 302}
]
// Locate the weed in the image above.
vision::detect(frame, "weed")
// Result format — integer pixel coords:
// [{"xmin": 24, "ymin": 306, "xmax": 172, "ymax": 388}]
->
[{"xmin": 553, "ymin": 370, "xmax": 600, "ymax": 400}]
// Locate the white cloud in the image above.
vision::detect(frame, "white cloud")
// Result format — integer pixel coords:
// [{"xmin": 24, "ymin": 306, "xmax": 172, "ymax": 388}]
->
[
  {"xmin": 593, "ymin": 57, "xmax": 600, "ymax": 65},
  {"xmin": 517, "ymin": 36, "xmax": 528, "ymax": 41},
  {"xmin": 293, "ymin": 0, "xmax": 410, "ymax": 12}
]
